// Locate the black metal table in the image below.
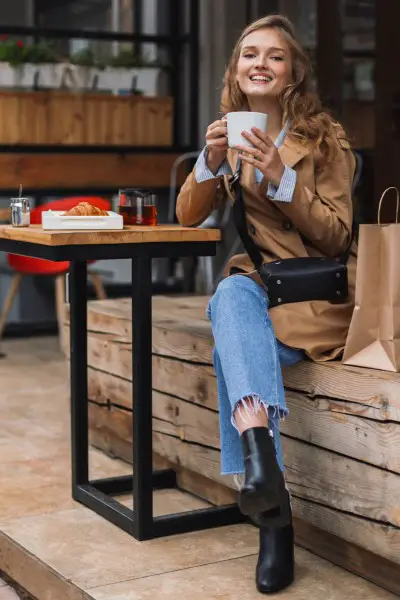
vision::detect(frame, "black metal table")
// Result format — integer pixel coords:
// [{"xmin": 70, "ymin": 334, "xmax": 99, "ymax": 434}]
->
[{"xmin": 0, "ymin": 224, "xmax": 244, "ymax": 540}]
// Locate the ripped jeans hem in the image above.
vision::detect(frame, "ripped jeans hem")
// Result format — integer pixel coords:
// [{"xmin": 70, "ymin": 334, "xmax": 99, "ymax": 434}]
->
[
  {"xmin": 222, "ymin": 470, "xmax": 245, "ymax": 477},
  {"xmin": 230, "ymin": 393, "xmax": 288, "ymax": 432}
]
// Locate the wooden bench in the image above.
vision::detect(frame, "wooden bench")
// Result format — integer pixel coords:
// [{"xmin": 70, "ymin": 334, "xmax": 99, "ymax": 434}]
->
[{"xmin": 64, "ymin": 296, "xmax": 400, "ymax": 596}]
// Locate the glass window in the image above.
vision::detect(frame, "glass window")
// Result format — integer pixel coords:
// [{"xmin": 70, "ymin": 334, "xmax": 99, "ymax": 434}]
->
[
  {"xmin": 342, "ymin": 0, "xmax": 375, "ymax": 52},
  {"xmin": 341, "ymin": 1, "xmax": 375, "ymax": 150},
  {"xmin": 279, "ymin": 0, "xmax": 317, "ymax": 49}
]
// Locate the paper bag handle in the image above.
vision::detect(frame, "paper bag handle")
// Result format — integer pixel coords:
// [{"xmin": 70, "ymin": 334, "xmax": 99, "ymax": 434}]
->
[{"xmin": 378, "ymin": 187, "xmax": 400, "ymax": 225}]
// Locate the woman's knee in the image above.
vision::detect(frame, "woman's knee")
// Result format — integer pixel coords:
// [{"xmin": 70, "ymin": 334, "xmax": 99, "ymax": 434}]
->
[
  {"xmin": 217, "ymin": 274, "xmax": 262, "ymax": 299},
  {"xmin": 208, "ymin": 275, "xmax": 267, "ymax": 320}
]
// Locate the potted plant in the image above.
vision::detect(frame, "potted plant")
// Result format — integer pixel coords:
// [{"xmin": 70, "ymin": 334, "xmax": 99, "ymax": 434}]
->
[
  {"xmin": 0, "ymin": 36, "xmax": 36, "ymax": 88},
  {"xmin": 68, "ymin": 47, "xmax": 99, "ymax": 90},
  {"xmin": 95, "ymin": 49, "xmax": 162, "ymax": 96},
  {"xmin": 0, "ymin": 36, "xmax": 62, "ymax": 89}
]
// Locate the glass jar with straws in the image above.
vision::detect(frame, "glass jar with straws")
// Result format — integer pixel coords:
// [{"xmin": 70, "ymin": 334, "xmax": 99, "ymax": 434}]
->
[{"xmin": 10, "ymin": 185, "xmax": 30, "ymax": 227}]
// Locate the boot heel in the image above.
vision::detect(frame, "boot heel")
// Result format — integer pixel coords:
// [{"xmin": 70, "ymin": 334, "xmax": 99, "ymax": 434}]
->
[
  {"xmin": 256, "ymin": 493, "xmax": 295, "ymax": 594},
  {"xmin": 239, "ymin": 427, "xmax": 285, "ymax": 518},
  {"xmin": 252, "ymin": 487, "xmax": 292, "ymax": 529},
  {"xmin": 238, "ymin": 486, "xmax": 280, "ymax": 516}
]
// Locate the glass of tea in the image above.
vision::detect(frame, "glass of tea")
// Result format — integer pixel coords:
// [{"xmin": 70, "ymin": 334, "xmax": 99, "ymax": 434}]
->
[{"xmin": 118, "ymin": 189, "xmax": 157, "ymax": 226}]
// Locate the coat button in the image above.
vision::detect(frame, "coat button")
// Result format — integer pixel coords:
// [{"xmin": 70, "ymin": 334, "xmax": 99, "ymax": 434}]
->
[
  {"xmin": 249, "ymin": 223, "xmax": 256, "ymax": 235},
  {"xmin": 283, "ymin": 220, "xmax": 292, "ymax": 231}
]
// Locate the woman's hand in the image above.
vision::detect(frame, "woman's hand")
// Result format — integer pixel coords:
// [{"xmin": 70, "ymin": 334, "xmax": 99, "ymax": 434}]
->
[
  {"xmin": 205, "ymin": 118, "xmax": 228, "ymax": 174},
  {"xmin": 236, "ymin": 127, "xmax": 284, "ymax": 188}
]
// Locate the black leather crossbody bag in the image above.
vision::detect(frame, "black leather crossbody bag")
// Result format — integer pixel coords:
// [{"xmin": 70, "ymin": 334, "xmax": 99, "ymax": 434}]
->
[{"xmin": 230, "ymin": 171, "xmax": 354, "ymax": 309}]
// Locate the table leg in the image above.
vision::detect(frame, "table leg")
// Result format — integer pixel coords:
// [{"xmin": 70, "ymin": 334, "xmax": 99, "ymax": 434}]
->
[
  {"xmin": 69, "ymin": 261, "xmax": 89, "ymax": 488},
  {"xmin": 131, "ymin": 256, "xmax": 155, "ymax": 540}
]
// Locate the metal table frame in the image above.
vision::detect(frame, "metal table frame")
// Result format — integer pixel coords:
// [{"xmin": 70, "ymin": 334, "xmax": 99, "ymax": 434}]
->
[{"xmin": 0, "ymin": 237, "xmax": 244, "ymax": 540}]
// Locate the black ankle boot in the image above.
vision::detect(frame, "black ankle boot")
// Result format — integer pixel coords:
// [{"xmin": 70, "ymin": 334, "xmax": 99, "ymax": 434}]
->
[
  {"xmin": 238, "ymin": 427, "xmax": 287, "ymax": 520},
  {"xmin": 256, "ymin": 511, "xmax": 295, "ymax": 594}
]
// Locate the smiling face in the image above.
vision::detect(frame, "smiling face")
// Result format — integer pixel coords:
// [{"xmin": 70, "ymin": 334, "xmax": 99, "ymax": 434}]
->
[{"xmin": 236, "ymin": 27, "xmax": 292, "ymax": 102}]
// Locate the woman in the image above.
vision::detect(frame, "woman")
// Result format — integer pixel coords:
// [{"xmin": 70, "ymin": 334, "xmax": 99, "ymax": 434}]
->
[{"xmin": 176, "ymin": 14, "xmax": 356, "ymax": 595}]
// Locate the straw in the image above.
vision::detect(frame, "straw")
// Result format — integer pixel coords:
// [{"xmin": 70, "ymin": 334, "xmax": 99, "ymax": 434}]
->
[{"xmin": 19, "ymin": 184, "xmax": 22, "ymax": 198}]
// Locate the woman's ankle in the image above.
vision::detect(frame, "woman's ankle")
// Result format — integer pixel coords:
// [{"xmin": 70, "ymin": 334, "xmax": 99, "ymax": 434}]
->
[{"xmin": 233, "ymin": 396, "xmax": 269, "ymax": 434}]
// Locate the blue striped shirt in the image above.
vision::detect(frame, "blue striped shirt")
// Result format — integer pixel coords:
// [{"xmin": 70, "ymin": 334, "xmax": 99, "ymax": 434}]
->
[{"xmin": 195, "ymin": 121, "xmax": 296, "ymax": 203}]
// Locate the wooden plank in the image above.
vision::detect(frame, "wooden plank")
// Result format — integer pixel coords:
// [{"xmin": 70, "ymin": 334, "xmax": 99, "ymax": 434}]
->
[
  {"xmin": 152, "ymin": 317, "xmax": 213, "ymax": 364},
  {"xmin": 281, "ymin": 391, "xmax": 400, "ymax": 473},
  {"xmin": 18, "ymin": 93, "xmax": 49, "ymax": 144},
  {"xmin": 85, "ymin": 339, "xmax": 217, "ymax": 407},
  {"xmin": 89, "ymin": 402, "xmax": 133, "ymax": 461},
  {"xmin": 292, "ymin": 496, "xmax": 400, "ymax": 568},
  {"xmin": 65, "ymin": 296, "xmax": 213, "ymax": 356},
  {"xmin": 65, "ymin": 299, "xmax": 132, "ymax": 341},
  {"xmin": 153, "ymin": 429, "xmax": 229, "ymax": 487},
  {"xmin": 293, "ymin": 508, "xmax": 400, "ymax": 596},
  {"xmin": 88, "ymin": 367, "xmax": 131, "ymax": 407},
  {"xmin": 132, "ymin": 96, "xmax": 173, "ymax": 146},
  {"xmin": 0, "ymin": 223, "xmax": 220, "ymax": 247},
  {"xmin": 0, "ymin": 152, "xmax": 187, "ymax": 190},
  {"xmin": 153, "ymin": 356, "xmax": 217, "ymax": 411},
  {"xmin": 86, "ymin": 334, "xmax": 132, "ymax": 382},
  {"xmin": 88, "ymin": 369, "xmax": 220, "ymax": 448},
  {"xmin": 49, "ymin": 93, "xmax": 85, "ymax": 145},
  {"xmin": 284, "ymin": 436, "xmax": 400, "ymax": 529},
  {"xmin": 0, "ymin": 93, "xmax": 20, "ymax": 144},
  {"xmin": 152, "ymin": 390, "xmax": 220, "ymax": 448},
  {"xmin": 86, "ymin": 361, "xmax": 400, "ymax": 474},
  {"xmin": 82, "ymin": 95, "xmax": 173, "ymax": 146},
  {"xmin": 282, "ymin": 361, "xmax": 400, "ymax": 422}
]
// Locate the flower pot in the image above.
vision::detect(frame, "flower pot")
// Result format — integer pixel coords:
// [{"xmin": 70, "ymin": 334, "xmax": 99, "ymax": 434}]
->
[
  {"xmin": 59, "ymin": 63, "xmax": 97, "ymax": 91},
  {"xmin": 37, "ymin": 63, "xmax": 64, "ymax": 89},
  {"xmin": 95, "ymin": 67, "xmax": 160, "ymax": 96},
  {"xmin": 0, "ymin": 62, "xmax": 68, "ymax": 89},
  {"xmin": 0, "ymin": 62, "xmax": 38, "ymax": 88}
]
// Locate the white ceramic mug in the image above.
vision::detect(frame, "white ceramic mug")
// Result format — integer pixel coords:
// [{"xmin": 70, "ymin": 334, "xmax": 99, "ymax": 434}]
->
[{"xmin": 226, "ymin": 111, "xmax": 268, "ymax": 148}]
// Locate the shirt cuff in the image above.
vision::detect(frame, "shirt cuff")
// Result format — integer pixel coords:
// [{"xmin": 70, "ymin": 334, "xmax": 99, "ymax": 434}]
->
[
  {"xmin": 267, "ymin": 165, "xmax": 297, "ymax": 203},
  {"xmin": 194, "ymin": 147, "xmax": 232, "ymax": 183}
]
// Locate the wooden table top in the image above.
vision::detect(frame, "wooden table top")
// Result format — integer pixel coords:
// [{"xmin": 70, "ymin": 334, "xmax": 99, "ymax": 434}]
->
[{"xmin": 0, "ymin": 224, "xmax": 221, "ymax": 247}]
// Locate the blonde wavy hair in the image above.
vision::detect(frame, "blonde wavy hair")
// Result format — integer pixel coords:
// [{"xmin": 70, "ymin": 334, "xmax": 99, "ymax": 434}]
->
[{"xmin": 221, "ymin": 14, "xmax": 339, "ymax": 165}]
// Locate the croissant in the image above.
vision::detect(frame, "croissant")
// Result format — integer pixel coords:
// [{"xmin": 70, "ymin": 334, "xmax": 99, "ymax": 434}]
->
[{"xmin": 63, "ymin": 202, "xmax": 109, "ymax": 217}]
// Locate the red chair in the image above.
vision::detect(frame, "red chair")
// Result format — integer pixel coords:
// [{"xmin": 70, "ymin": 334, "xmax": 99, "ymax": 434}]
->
[{"xmin": 0, "ymin": 196, "xmax": 110, "ymax": 351}]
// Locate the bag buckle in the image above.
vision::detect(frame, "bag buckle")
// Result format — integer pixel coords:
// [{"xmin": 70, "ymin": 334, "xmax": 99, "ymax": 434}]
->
[{"xmin": 229, "ymin": 172, "xmax": 240, "ymax": 189}]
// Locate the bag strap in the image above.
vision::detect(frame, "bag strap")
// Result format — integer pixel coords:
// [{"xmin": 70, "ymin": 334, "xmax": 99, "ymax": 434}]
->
[
  {"xmin": 230, "ymin": 168, "xmax": 355, "ymax": 269},
  {"xmin": 230, "ymin": 170, "xmax": 264, "ymax": 270}
]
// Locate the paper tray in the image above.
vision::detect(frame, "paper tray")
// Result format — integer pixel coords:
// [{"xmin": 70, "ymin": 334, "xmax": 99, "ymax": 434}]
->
[{"xmin": 42, "ymin": 210, "xmax": 124, "ymax": 230}]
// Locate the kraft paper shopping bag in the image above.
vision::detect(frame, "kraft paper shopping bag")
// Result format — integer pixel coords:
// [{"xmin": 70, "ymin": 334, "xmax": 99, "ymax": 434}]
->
[{"xmin": 343, "ymin": 187, "xmax": 400, "ymax": 371}]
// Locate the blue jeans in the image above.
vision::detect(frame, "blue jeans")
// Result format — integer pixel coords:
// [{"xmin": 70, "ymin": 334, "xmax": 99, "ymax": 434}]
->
[{"xmin": 206, "ymin": 275, "xmax": 304, "ymax": 475}]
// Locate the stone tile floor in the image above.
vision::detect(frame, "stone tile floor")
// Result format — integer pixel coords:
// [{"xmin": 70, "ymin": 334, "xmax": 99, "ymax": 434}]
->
[{"xmin": 0, "ymin": 336, "xmax": 397, "ymax": 600}]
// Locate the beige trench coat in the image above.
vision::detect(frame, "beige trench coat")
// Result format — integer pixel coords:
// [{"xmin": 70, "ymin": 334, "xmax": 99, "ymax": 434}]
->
[{"xmin": 176, "ymin": 124, "xmax": 357, "ymax": 362}]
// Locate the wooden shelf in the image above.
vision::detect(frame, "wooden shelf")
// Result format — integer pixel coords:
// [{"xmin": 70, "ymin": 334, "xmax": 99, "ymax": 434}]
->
[
  {"xmin": 0, "ymin": 92, "xmax": 173, "ymax": 147},
  {"xmin": 0, "ymin": 152, "xmax": 187, "ymax": 191}
]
